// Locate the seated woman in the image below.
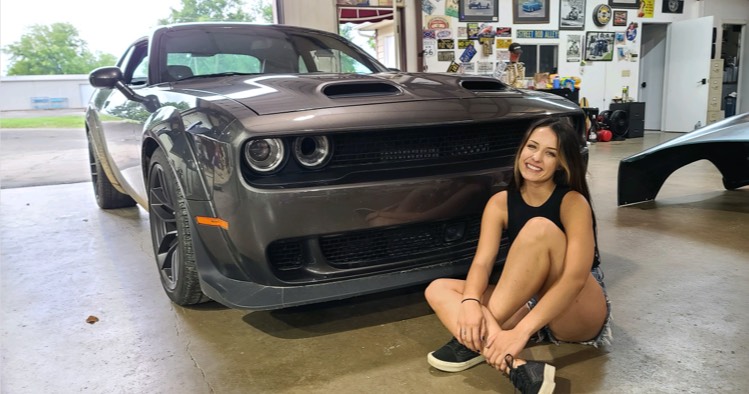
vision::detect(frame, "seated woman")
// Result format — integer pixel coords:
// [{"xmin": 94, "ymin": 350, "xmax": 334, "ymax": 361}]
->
[{"xmin": 424, "ymin": 117, "xmax": 612, "ymax": 394}]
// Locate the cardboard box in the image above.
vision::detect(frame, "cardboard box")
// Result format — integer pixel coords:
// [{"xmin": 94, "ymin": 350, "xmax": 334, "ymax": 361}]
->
[{"xmin": 710, "ymin": 59, "xmax": 724, "ymax": 80}]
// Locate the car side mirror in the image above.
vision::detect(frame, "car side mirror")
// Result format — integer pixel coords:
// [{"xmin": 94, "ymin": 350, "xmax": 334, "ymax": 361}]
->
[
  {"xmin": 89, "ymin": 66, "xmax": 123, "ymax": 89},
  {"xmin": 89, "ymin": 66, "xmax": 160, "ymax": 113}
]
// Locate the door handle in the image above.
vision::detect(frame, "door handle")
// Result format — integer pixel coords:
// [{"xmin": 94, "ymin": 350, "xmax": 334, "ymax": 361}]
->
[
  {"xmin": 641, "ymin": 82, "xmax": 646, "ymax": 88},
  {"xmin": 699, "ymin": 78, "xmax": 707, "ymax": 85}
]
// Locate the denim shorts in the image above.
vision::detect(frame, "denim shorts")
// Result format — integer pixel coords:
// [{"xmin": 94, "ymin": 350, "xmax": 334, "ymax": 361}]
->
[{"xmin": 527, "ymin": 265, "xmax": 613, "ymax": 347}]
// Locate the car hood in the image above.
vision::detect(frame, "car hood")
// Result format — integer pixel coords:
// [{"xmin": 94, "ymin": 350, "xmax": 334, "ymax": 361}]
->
[{"xmin": 170, "ymin": 72, "xmax": 523, "ymax": 115}]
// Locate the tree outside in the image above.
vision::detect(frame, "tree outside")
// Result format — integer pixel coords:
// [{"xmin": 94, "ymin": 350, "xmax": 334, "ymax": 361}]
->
[
  {"xmin": 2, "ymin": 23, "xmax": 116, "ymax": 75},
  {"xmin": 1, "ymin": 0, "xmax": 274, "ymax": 76}
]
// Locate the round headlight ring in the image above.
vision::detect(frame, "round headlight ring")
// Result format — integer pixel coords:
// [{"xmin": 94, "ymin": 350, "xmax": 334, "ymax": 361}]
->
[
  {"xmin": 244, "ymin": 138, "xmax": 285, "ymax": 173},
  {"xmin": 293, "ymin": 135, "xmax": 331, "ymax": 169}
]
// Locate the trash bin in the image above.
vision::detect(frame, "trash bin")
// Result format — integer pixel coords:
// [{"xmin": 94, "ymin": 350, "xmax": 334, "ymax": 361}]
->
[{"xmin": 724, "ymin": 95, "xmax": 736, "ymax": 118}]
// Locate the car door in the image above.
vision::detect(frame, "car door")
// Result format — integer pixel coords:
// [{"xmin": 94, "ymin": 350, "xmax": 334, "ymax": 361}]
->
[{"xmin": 98, "ymin": 40, "xmax": 151, "ymax": 199}]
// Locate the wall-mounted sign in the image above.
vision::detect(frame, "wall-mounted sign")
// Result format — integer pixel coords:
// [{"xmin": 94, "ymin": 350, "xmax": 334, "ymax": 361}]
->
[
  {"xmin": 516, "ymin": 30, "xmax": 559, "ymax": 39},
  {"xmin": 593, "ymin": 4, "xmax": 612, "ymax": 27}
]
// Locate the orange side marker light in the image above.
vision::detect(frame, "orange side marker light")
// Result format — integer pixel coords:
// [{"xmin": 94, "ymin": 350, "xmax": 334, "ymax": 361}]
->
[{"xmin": 195, "ymin": 216, "xmax": 229, "ymax": 230}]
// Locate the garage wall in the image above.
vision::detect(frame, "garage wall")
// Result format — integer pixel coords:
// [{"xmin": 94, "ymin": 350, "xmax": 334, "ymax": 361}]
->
[{"xmin": 0, "ymin": 75, "xmax": 92, "ymax": 111}]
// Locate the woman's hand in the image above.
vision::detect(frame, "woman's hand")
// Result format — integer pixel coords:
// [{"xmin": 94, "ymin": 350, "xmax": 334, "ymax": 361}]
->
[
  {"xmin": 482, "ymin": 327, "xmax": 530, "ymax": 372},
  {"xmin": 457, "ymin": 300, "xmax": 486, "ymax": 351}
]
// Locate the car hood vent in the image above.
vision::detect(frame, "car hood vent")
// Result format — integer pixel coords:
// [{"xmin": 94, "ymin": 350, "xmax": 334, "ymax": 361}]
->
[
  {"xmin": 460, "ymin": 79, "xmax": 508, "ymax": 92},
  {"xmin": 322, "ymin": 82, "xmax": 401, "ymax": 98}
]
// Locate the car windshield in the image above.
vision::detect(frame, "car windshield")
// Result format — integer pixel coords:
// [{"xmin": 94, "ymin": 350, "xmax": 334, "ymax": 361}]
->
[{"xmin": 160, "ymin": 26, "xmax": 384, "ymax": 81}]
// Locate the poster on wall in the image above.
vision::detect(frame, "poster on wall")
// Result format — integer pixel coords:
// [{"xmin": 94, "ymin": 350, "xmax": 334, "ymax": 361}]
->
[
  {"xmin": 445, "ymin": 0, "xmax": 460, "ymax": 18},
  {"xmin": 459, "ymin": 0, "xmax": 499, "ymax": 22},
  {"xmin": 512, "ymin": 0, "xmax": 550, "ymax": 24},
  {"xmin": 662, "ymin": 0, "xmax": 684, "ymax": 13},
  {"xmin": 585, "ymin": 31, "xmax": 615, "ymax": 61},
  {"xmin": 566, "ymin": 34, "xmax": 583, "ymax": 62},
  {"xmin": 613, "ymin": 10, "xmax": 627, "ymax": 26},
  {"xmin": 559, "ymin": 0, "xmax": 585, "ymax": 30},
  {"xmin": 637, "ymin": 0, "xmax": 653, "ymax": 18},
  {"xmin": 608, "ymin": 0, "xmax": 639, "ymax": 9}
]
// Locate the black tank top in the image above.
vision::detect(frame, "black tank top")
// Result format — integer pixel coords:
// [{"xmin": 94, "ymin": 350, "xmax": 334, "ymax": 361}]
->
[{"xmin": 506, "ymin": 186, "xmax": 600, "ymax": 269}]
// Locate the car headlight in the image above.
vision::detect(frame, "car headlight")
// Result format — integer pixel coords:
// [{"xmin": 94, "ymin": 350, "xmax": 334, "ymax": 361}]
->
[
  {"xmin": 293, "ymin": 136, "xmax": 331, "ymax": 168},
  {"xmin": 244, "ymin": 138, "xmax": 285, "ymax": 173}
]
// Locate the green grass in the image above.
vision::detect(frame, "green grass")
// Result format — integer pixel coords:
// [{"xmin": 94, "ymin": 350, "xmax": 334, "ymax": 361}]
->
[{"xmin": 0, "ymin": 115, "xmax": 86, "ymax": 128}]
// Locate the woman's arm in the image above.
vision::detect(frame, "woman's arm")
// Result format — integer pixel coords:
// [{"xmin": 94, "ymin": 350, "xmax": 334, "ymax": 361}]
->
[{"xmin": 458, "ymin": 191, "xmax": 507, "ymax": 351}]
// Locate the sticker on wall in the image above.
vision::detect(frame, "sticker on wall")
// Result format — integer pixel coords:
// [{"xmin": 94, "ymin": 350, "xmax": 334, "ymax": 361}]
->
[
  {"xmin": 477, "ymin": 61, "xmax": 493, "ymax": 74},
  {"xmin": 426, "ymin": 15, "xmax": 450, "ymax": 30},
  {"xmin": 626, "ymin": 22, "xmax": 638, "ymax": 41},
  {"xmin": 458, "ymin": 39, "xmax": 474, "ymax": 49},
  {"xmin": 593, "ymin": 4, "xmax": 612, "ymax": 27},
  {"xmin": 480, "ymin": 37, "xmax": 494, "ymax": 56},
  {"xmin": 460, "ymin": 44, "xmax": 478, "ymax": 62},
  {"xmin": 423, "ymin": 41, "xmax": 437, "ymax": 57},
  {"xmin": 447, "ymin": 61, "xmax": 461, "ymax": 73},
  {"xmin": 423, "ymin": 30, "xmax": 437, "ymax": 39},
  {"xmin": 458, "ymin": 26, "xmax": 468, "ymax": 37},
  {"xmin": 467, "ymin": 23, "xmax": 479, "ymax": 39},
  {"xmin": 438, "ymin": 51, "xmax": 455, "ymax": 61},
  {"xmin": 445, "ymin": 0, "xmax": 459, "ymax": 18},
  {"xmin": 478, "ymin": 24, "xmax": 496, "ymax": 38},
  {"xmin": 613, "ymin": 10, "xmax": 627, "ymax": 26},
  {"xmin": 496, "ymin": 39, "xmax": 512, "ymax": 49},
  {"xmin": 422, "ymin": 0, "xmax": 436, "ymax": 15},
  {"xmin": 615, "ymin": 32, "xmax": 625, "ymax": 43},
  {"xmin": 461, "ymin": 62, "xmax": 476, "ymax": 73},
  {"xmin": 496, "ymin": 27, "xmax": 512, "ymax": 37},
  {"xmin": 438, "ymin": 39, "xmax": 455, "ymax": 49},
  {"xmin": 436, "ymin": 29, "xmax": 453, "ymax": 39}
]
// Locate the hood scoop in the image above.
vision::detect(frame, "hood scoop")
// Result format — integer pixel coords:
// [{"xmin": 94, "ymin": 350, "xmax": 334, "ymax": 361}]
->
[
  {"xmin": 322, "ymin": 82, "xmax": 401, "ymax": 99},
  {"xmin": 460, "ymin": 79, "xmax": 508, "ymax": 92}
]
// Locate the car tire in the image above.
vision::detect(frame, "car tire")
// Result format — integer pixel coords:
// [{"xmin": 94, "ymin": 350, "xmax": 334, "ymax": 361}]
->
[
  {"xmin": 87, "ymin": 132, "xmax": 136, "ymax": 209},
  {"xmin": 147, "ymin": 149, "xmax": 209, "ymax": 306}
]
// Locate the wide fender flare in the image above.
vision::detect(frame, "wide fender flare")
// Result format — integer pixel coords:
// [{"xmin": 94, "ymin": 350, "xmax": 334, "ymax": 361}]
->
[{"xmin": 142, "ymin": 106, "xmax": 213, "ymax": 202}]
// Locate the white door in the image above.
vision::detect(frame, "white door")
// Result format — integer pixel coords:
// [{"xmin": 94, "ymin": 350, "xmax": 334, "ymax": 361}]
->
[
  {"xmin": 662, "ymin": 16, "xmax": 713, "ymax": 132},
  {"xmin": 639, "ymin": 24, "xmax": 667, "ymax": 131}
]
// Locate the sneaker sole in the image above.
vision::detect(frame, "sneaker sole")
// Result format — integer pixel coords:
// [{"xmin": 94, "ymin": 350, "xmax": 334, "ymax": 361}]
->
[
  {"xmin": 426, "ymin": 352, "xmax": 486, "ymax": 372},
  {"xmin": 539, "ymin": 363, "xmax": 556, "ymax": 394}
]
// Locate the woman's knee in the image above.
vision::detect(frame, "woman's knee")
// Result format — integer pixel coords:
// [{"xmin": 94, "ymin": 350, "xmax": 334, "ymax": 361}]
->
[
  {"xmin": 424, "ymin": 278, "xmax": 459, "ymax": 304},
  {"xmin": 517, "ymin": 217, "xmax": 565, "ymax": 242}
]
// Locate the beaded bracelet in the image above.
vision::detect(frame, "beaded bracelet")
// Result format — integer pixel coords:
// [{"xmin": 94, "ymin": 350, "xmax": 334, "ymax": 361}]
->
[{"xmin": 461, "ymin": 298, "xmax": 481, "ymax": 304}]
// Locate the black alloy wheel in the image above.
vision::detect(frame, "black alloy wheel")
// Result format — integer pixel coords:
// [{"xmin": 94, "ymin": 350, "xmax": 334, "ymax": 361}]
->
[
  {"xmin": 147, "ymin": 149, "xmax": 207, "ymax": 305},
  {"xmin": 87, "ymin": 132, "xmax": 136, "ymax": 209}
]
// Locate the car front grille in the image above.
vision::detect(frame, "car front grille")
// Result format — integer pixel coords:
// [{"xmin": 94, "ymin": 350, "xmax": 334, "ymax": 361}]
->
[
  {"xmin": 267, "ymin": 215, "xmax": 509, "ymax": 280},
  {"xmin": 328, "ymin": 122, "xmax": 526, "ymax": 167},
  {"xmin": 243, "ymin": 119, "xmax": 533, "ymax": 188}
]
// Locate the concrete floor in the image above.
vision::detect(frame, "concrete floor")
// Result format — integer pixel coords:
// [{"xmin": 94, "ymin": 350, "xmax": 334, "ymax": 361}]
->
[{"xmin": 2, "ymin": 132, "xmax": 748, "ymax": 393}]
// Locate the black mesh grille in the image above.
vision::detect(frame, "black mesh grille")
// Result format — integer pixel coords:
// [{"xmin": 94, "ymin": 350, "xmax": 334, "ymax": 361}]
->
[
  {"xmin": 320, "ymin": 217, "xmax": 482, "ymax": 268},
  {"xmin": 267, "ymin": 216, "xmax": 510, "ymax": 273},
  {"xmin": 328, "ymin": 121, "xmax": 527, "ymax": 168}
]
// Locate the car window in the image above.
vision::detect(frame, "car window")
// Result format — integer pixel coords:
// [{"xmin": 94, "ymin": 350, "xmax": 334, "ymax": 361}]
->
[
  {"xmin": 167, "ymin": 53, "xmax": 262, "ymax": 76},
  {"xmin": 131, "ymin": 56, "xmax": 149, "ymax": 85},
  {"xmin": 160, "ymin": 26, "xmax": 383, "ymax": 80}
]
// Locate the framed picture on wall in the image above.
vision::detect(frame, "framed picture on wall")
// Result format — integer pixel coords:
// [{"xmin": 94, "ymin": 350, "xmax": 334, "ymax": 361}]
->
[
  {"xmin": 608, "ymin": 0, "xmax": 639, "ymax": 9},
  {"xmin": 559, "ymin": 0, "xmax": 585, "ymax": 30},
  {"xmin": 585, "ymin": 31, "xmax": 615, "ymax": 61},
  {"xmin": 513, "ymin": 0, "xmax": 550, "ymax": 24},
  {"xmin": 613, "ymin": 10, "xmax": 627, "ymax": 26},
  {"xmin": 459, "ymin": 0, "xmax": 499, "ymax": 22}
]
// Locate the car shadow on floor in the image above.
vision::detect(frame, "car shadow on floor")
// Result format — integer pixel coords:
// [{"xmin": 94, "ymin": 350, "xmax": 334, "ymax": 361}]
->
[{"xmin": 241, "ymin": 284, "xmax": 434, "ymax": 339}]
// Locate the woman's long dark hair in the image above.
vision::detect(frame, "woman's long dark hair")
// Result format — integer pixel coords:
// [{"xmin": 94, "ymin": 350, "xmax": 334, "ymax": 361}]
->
[{"xmin": 511, "ymin": 117, "xmax": 591, "ymax": 203}]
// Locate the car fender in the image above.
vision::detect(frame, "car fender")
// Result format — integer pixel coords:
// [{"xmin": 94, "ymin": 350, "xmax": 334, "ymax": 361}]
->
[
  {"xmin": 85, "ymin": 104, "xmax": 132, "ymax": 196},
  {"xmin": 142, "ymin": 106, "xmax": 213, "ymax": 202}
]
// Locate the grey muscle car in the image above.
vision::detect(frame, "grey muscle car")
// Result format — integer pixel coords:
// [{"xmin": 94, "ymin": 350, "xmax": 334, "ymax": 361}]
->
[{"xmin": 86, "ymin": 22, "xmax": 586, "ymax": 310}]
